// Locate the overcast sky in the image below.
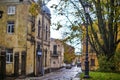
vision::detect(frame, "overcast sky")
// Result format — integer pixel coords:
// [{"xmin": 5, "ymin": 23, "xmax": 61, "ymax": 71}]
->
[{"xmin": 47, "ymin": 0, "xmax": 63, "ymax": 39}]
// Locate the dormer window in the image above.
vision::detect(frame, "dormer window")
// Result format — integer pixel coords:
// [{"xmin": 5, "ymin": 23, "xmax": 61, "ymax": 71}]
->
[{"xmin": 7, "ymin": 6, "xmax": 16, "ymax": 15}]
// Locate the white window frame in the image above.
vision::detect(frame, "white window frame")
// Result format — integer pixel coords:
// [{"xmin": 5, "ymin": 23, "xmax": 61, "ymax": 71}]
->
[
  {"xmin": 7, "ymin": 6, "xmax": 16, "ymax": 15},
  {"xmin": 6, "ymin": 51, "xmax": 13, "ymax": 63},
  {"xmin": 7, "ymin": 21, "xmax": 15, "ymax": 34}
]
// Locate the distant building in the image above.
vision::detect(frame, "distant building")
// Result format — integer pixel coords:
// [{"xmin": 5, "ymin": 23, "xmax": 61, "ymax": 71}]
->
[{"xmin": 50, "ymin": 38, "xmax": 64, "ymax": 70}]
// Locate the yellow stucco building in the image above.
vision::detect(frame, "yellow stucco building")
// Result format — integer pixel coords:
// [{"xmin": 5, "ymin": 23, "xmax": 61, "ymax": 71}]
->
[
  {"xmin": 50, "ymin": 38, "xmax": 64, "ymax": 70},
  {"xmin": 0, "ymin": 0, "xmax": 51, "ymax": 77},
  {"xmin": 81, "ymin": 22, "xmax": 120, "ymax": 71},
  {"xmin": 81, "ymin": 25, "xmax": 99, "ymax": 71},
  {"xmin": 81, "ymin": 39, "xmax": 99, "ymax": 71}
]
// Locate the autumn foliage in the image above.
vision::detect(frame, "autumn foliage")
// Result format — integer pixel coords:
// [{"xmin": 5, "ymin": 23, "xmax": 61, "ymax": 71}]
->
[{"xmin": 63, "ymin": 43, "xmax": 76, "ymax": 64}]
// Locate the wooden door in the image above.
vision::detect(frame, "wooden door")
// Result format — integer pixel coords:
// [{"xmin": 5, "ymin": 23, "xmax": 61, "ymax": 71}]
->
[
  {"xmin": 21, "ymin": 51, "xmax": 26, "ymax": 75},
  {"xmin": 0, "ymin": 51, "xmax": 6, "ymax": 79}
]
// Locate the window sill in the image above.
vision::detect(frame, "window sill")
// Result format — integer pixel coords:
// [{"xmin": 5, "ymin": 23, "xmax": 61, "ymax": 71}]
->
[
  {"xmin": 7, "ymin": 33, "xmax": 14, "ymax": 34},
  {"xmin": 8, "ymin": 13, "xmax": 15, "ymax": 16},
  {"xmin": 6, "ymin": 62, "xmax": 13, "ymax": 64}
]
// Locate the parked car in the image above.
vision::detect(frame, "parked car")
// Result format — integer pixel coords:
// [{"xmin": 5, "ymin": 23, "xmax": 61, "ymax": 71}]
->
[
  {"xmin": 71, "ymin": 62, "xmax": 75, "ymax": 66},
  {"xmin": 66, "ymin": 64, "xmax": 72, "ymax": 69},
  {"xmin": 63, "ymin": 63, "xmax": 66, "ymax": 68},
  {"xmin": 77, "ymin": 62, "xmax": 81, "ymax": 67}
]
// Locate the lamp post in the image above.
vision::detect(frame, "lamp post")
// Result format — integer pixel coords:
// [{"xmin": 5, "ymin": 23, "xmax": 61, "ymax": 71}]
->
[{"xmin": 80, "ymin": 0, "xmax": 91, "ymax": 78}]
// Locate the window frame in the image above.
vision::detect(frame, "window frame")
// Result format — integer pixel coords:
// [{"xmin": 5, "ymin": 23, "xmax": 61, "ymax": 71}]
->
[
  {"xmin": 53, "ymin": 45, "xmax": 57, "ymax": 54},
  {"xmin": 7, "ymin": 6, "xmax": 16, "ymax": 15},
  {"xmin": 90, "ymin": 59, "xmax": 95, "ymax": 66},
  {"xmin": 6, "ymin": 49, "xmax": 13, "ymax": 63},
  {"xmin": 7, "ymin": 21, "xmax": 15, "ymax": 34}
]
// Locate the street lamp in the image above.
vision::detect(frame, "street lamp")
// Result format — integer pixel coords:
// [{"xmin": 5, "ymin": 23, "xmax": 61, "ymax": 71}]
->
[
  {"xmin": 0, "ymin": 10, "xmax": 3, "ymax": 19},
  {"xmin": 80, "ymin": 0, "xmax": 91, "ymax": 78}
]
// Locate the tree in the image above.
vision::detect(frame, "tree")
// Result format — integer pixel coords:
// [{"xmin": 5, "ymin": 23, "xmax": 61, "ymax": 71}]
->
[
  {"xmin": 51, "ymin": 0, "xmax": 120, "ymax": 71},
  {"xmin": 88, "ymin": 0, "xmax": 120, "ymax": 60},
  {"xmin": 63, "ymin": 43, "xmax": 76, "ymax": 64}
]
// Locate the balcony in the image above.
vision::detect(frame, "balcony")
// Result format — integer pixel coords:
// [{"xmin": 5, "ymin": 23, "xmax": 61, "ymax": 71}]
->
[{"xmin": 51, "ymin": 51, "xmax": 59, "ymax": 57}]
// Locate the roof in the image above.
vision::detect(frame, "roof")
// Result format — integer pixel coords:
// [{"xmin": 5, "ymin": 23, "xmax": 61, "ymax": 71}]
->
[{"xmin": 42, "ymin": 3, "xmax": 51, "ymax": 17}]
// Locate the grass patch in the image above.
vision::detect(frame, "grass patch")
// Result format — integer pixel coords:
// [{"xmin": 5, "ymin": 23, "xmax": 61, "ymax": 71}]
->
[{"xmin": 80, "ymin": 72, "xmax": 120, "ymax": 80}]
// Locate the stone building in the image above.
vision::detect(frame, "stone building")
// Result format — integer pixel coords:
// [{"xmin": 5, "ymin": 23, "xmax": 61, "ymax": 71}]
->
[
  {"xmin": 81, "ymin": 25, "xmax": 98, "ymax": 71},
  {"xmin": 0, "ymin": 0, "xmax": 51, "ymax": 77},
  {"xmin": 50, "ymin": 38, "xmax": 64, "ymax": 70},
  {"xmin": 81, "ymin": 39, "xmax": 99, "ymax": 71},
  {"xmin": 35, "ymin": 2, "xmax": 51, "ymax": 75}
]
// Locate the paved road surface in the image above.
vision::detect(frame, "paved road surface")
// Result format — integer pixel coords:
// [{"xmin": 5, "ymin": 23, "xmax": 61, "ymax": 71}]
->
[{"xmin": 16, "ymin": 66, "xmax": 82, "ymax": 80}]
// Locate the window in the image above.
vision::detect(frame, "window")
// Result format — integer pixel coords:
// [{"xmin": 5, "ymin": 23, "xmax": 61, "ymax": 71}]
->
[
  {"xmin": 91, "ymin": 59, "xmax": 95, "ymax": 66},
  {"xmin": 38, "ymin": 19, "xmax": 40, "ymax": 37},
  {"xmin": 6, "ymin": 49, "xmax": 13, "ymax": 63},
  {"xmin": 37, "ymin": 44, "xmax": 40, "ymax": 50},
  {"xmin": 7, "ymin": 21, "xmax": 15, "ymax": 34},
  {"xmin": 46, "ymin": 26, "xmax": 47, "ymax": 40},
  {"xmin": 53, "ymin": 45, "xmax": 57, "ymax": 54},
  {"xmin": 45, "ymin": 49, "xmax": 47, "ymax": 67},
  {"xmin": 8, "ymin": 6, "xmax": 16, "ymax": 15},
  {"xmin": 53, "ymin": 61, "xmax": 56, "ymax": 64}
]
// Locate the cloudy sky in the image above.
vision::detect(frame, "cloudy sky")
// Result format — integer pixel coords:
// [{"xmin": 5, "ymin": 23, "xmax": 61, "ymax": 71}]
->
[{"xmin": 47, "ymin": 0, "xmax": 63, "ymax": 39}]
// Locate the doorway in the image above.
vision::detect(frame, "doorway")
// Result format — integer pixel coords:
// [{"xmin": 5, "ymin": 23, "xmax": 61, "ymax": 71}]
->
[{"xmin": 14, "ymin": 52, "xmax": 19, "ymax": 77}]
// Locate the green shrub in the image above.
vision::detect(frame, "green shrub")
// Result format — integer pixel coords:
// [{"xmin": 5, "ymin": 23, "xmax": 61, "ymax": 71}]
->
[
  {"xmin": 97, "ymin": 51, "xmax": 120, "ymax": 72},
  {"xmin": 114, "ymin": 50, "xmax": 120, "ymax": 72},
  {"xmin": 98, "ymin": 54, "xmax": 115, "ymax": 72}
]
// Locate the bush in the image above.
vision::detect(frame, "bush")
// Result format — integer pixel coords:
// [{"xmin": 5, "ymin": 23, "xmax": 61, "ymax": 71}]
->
[
  {"xmin": 98, "ymin": 51, "xmax": 120, "ymax": 72},
  {"xmin": 114, "ymin": 50, "xmax": 120, "ymax": 72},
  {"xmin": 98, "ymin": 54, "xmax": 116, "ymax": 72}
]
